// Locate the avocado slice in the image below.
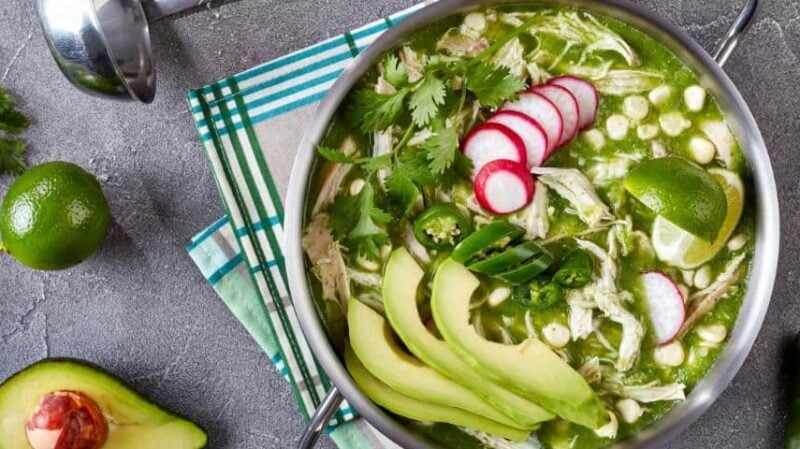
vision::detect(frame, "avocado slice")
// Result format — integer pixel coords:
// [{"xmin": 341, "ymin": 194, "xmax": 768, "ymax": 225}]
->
[
  {"xmin": 344, "ymin": 345, "xmax": 530, "ymax": 442},
  {"xmin": 0, "ymin": 358, "xmax": 207, "ymax": 449},
  {"xmin": 382, "ymin": 248, "xmax": 554, "ymax": 429},
  {"xmin": 347, "ymin": 298, "xmax": 526, "ymax": 430},
  {"xmin": 431, "ymin": 259, "xmax": 609, "ymax": 430}
]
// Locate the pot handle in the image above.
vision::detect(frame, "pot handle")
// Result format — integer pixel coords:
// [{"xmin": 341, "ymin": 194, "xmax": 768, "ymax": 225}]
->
[
  {"xmin": 712, "ymin": 0, "xmax": 761, "ymax": 67},
  {"xmin": 296, "ymin": 387, "xmax": 345, "ymax": 449}
]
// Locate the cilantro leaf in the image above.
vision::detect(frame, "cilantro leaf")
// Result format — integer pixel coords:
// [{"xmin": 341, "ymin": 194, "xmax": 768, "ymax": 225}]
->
[
  {"xmin": 317, "ymin": 145, "xmax": 358, "ymax": 163},
  {"xmin": 360, "ymin": 153, "xmax": 393, "ymax": 171},
  {"xmin": 0, "ymin": 138, "xmax": 26, "ymax": 175},
  {"xmin": 383, "ymin": 54, "xmax": 408, "ymax": 88},
  {"xmin": 420, "ymin": 126, "xmax": 459, "ymax": 174},
  {"xmin": 409, "ymin": 76, "xmax": 446, "ymax": 127},
  {"xmin": 397, "ymin": 148, "xmax": 436, "ymax": 185},
  {"xmin": 329, "ymin": 181, "xmax": 391, "ymax": 260},
  {"xmin": 346, "ymin": 88, "xmax": 408, "ymax": 132},
  {"xmin": 385, "ymin": 170, "xmax": 419, "ymax": 217},
  {"xmin": 464, "ymin": 63, "xmax": 525, "ymax": 108}
]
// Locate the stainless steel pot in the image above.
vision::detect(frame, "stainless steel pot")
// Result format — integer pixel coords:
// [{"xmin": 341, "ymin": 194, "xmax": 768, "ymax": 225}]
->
[{"xmin": 285, "ymin": 0, "xmax": 780, "ymax": 447}]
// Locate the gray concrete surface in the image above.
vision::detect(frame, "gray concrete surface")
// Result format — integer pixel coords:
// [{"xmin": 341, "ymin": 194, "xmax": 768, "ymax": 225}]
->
[{"xmin": 0, "ymin": 0, "xmax": 797, "ymax": 448}]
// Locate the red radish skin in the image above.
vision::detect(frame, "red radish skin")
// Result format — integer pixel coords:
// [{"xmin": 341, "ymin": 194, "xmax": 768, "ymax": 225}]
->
[
  {"xmin": 487, "ymin": 111, "xmax": 548, "ymax": 168},
  {"xmin": 549, "ymin": 76, "xmax": 599, "ymax": 130},
  {"xmin": 532, "ymin": 84, "xmax": 580, "ymax": 147},
  {"xmin": 461, "ymin": 122, "xmax": 527, "ymax": 179},
  {"xmin": 640, "ymin": 271, "xmax": 686, "ymax": 345},
  {"xmin": 502, "ymin": 92, "xmax": 563, "ymax": 155},
  {"xmin": 473, "ymin": 159, "xmax": 535, "ymax": 215}
]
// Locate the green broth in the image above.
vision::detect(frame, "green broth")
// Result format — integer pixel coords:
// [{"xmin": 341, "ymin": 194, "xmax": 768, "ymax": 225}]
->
[{"xmin": 304, "ymin": 4, "xmax": 755, "ymax": 449}]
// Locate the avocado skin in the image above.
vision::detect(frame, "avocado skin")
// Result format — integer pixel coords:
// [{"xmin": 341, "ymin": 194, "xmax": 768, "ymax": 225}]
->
[{"xmin": 0, "ymin": 358, "xmax": 208, "ymax": 449}]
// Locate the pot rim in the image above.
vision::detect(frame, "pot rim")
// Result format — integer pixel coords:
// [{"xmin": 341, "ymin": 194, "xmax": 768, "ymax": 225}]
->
[{"xmin": 285, "ymin": 1, "xmax": 780, "ymax": 448}]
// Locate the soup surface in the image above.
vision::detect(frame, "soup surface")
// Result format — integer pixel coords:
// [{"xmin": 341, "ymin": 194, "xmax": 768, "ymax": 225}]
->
[{"xmin": 303, "ymin": 5, "xmax": 754, "ymax": 449}]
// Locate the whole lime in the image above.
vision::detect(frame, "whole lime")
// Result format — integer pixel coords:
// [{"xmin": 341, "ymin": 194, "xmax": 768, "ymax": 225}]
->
[{"xmin": 0, "ymin": 161, "xmax": 110, "ymax": 270}]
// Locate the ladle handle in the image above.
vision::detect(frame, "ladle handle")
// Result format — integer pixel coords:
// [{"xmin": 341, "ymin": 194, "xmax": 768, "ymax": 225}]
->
[
  {"xmin": 141, "ymin": 0, "xmax": 209, "ymax": 22},
  {"xmin": 296, "ymin": 387, "xmax": 344, "ymax": 449},
  {"xmin": 713, "ymin": 0, "xmax": 761, "ymax": 67}
]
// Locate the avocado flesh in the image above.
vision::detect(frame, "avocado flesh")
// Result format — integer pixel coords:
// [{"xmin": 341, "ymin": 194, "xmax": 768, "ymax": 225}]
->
[
  {"xmin": 344, "ymin": 345, "xmax": 530, "ymax": 442},
  {"xmin": 431, "ymin": 259, "xmax": 609, "ymax": 430},
  {"xmin": 382, "ymin": 248, "xmax": 554, "ymax": 428},
  {"xmin": 0, "ymin": 359, "xmax": 207, "ymax": 449},
  {"xmin": 347, "ymin": 298, "xmax": 525, "ymax": 430}
]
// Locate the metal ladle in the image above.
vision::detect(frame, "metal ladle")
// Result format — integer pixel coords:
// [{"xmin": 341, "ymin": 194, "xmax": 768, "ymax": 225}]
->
[{"xmin": 36, "ymin": 0, "xmax": 208, "ymax": 103}]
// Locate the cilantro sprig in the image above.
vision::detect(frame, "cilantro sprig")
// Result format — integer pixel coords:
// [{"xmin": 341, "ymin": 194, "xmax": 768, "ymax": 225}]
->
[
  {"xmin": 329, "ymin": 179, "xmax": 392, "ymax": 260},
  {"xmin": 318, "ymin": 25, "xmax": 531, "ymax": 256},
  {"xmin": 0, "ymin": 87, "xmax": 30, "ymax": 175}
]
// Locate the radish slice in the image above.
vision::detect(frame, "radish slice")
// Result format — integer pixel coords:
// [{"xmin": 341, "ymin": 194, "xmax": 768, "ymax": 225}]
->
[
  {"xmin": 549, "ymin": 76, "xmax": 599, "ymax": 130},
  {"xmin": 461, "ymin": 123, "xmax": 527, "ymax": 179},
  {"xmin": 487, "ymin": 111, "xmax": 548, "ymax": 168},
  {"xmin": 532, "ymin": 85, "xmax": 580, "ymax": 147},
  {"xmin": 640, "ymin": 271, "xmax": 686, "ymax": 345},
  {"xmin": 473, "ymin": 159, "xmax": 534, "ymax": 215},
  {"xmin": 502, "ymin": 92, "xmax": 563, "ymax": 155}
]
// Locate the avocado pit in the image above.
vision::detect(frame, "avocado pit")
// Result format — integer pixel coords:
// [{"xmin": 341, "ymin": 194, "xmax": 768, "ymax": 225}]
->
[{"xmin": 26, "ymin": 391, "xmax": 108, "ymax": 449}]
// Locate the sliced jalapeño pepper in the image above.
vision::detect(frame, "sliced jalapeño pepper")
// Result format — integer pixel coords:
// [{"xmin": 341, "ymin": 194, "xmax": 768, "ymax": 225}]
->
[
  {"xmin": 468, "ymin": 241, "xmax": 545, "ymax": 275},
  {"xmin": 451, "ymin": 221, "xmax": 524, "ymax": 263},
  {"xmin": 553, "ymin": 250, "xmax": 594, "ymax": 288},
  {"xmin": 413, "ymin": 203, "xmax": 472, "ymax": 250},
  {"xmin": 511, "ymin": 277, "xmax": 564, "ymax": 309},
  {"xmin": 494, "ymin": 251, "xmax": 554, "ymax": 284}
]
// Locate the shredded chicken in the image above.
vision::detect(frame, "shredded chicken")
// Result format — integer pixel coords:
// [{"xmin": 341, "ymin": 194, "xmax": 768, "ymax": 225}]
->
[
  {"xmin": 312, "ymin": 137, "xmax": 357, "ymax": 214},
  {"xmin": 567, "ymin": 289, "xmax": 595, "ymax": 340},
  {"xmin": 399, "ymin": 46, "xmax": 425, "ymax": 83},
  {"xmin": 595, "ymin": 411, "xmax": 618, "ymax": 439},
  {"xmin": 602, "ymin": 376, "xmax": 686, "ymax": 403},
  {"xmin": 594, "ymin": 69, "xmax": 665, "ymax": 95},
  {"xmin": 532, "ymin": 167, "xmax": 613, "ymax": 228},
  {"xmin": 578, "ymin": 357, "xmax": 602, "ymax": 384},
  {"xmin": 375, "ymin": 75, "xmax": 397, "ymax": 95},
  {"xmin": 302, "ymin": 213, "xmax": 350, "ymax": 310},
  {"xmin": 404, "ymin": 224, "xmax": 431, "ymax": 265},
  {"xmin": 680, "ymin": 254, "xmax": 746, "ymax": 336},
  {"xmin": 348, "ymin": 269, "xmax": 383, "ymax": 290},
  {"xmin": 459, "ymin": 428, "xmax": 539, "ymax": 449},
  {"xmin": 509, "ymin": 181, "xmax": 549, "ymax": 239},
  {"xmin": 436, "ymin": 28, "xmax": 489, "ymax": 57},
  {"xmin": 577, "ymin": 240, "xmax": 643, "ymax": 371},
  {"xmin": 525, "ymin": 62, "xmax": 551, "ymax": 84},
  {"xmin": 494, "ymin": 38, "xmax": 527, "ymax": 78},
  {"xmin": 506, "ymin": 11, "xmax": 639, "ymax": 65}
]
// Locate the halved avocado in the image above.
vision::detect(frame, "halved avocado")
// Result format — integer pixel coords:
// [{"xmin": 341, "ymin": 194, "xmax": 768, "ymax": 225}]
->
[
  {"xmin": 382, "ymin": 248, "xmax": 553, "ymax": 428},
  {"xmin": 431, "ymin": 259, "xmax": 608, "ymax": 430},
  {"xmin": 0, "ymin": 358, "xmax": 207, "ymax": 449},
  {"xmin": 347, "ymin": 298, "xmax": 525, "ymax": 430},
  {"xmin": 344, "ymin": 345, "xmax": 530, "ymax": 442}
]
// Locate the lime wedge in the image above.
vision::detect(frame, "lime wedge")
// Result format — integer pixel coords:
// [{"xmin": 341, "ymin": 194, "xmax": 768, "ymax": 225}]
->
[
  {"xmin": 624, "ymin": 157, "xmax": 727, "ymax": 241},
  {"xmin": 651, "ymin": 169, "xmax": 744, "ymax": 269}
]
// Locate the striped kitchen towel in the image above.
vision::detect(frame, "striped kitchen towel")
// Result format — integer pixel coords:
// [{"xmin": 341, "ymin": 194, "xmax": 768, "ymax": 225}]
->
[{"xmin": 186, "ymin": 1, "xmax": 431, "ymax": 446}]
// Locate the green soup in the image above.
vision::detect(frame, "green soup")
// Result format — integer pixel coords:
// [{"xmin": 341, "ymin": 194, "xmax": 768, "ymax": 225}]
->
[{"xmin": 303, "ymin": 5, "xmax": 754, "ymax": 449}]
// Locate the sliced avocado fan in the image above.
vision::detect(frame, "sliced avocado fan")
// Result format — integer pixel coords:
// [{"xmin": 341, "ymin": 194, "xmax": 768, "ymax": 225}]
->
[
  {"xmin": 0, "ymin": 358, "xmax": 207, "ymax": 449},
  {"xmin": 344, "ymin": 345, "xmax": 530, "ymax": 442},
  {"xmin": 347, "ymin": 297, "xmax": 528, "ymax": 431},
  {"xmin": 382, "ymin": 248, "xmax": 553, "ymax": 429},
  {"xmin": 431, "ymin": 259, "xmax": 609, "ymax": 430}
]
